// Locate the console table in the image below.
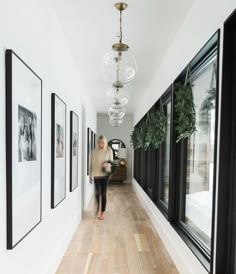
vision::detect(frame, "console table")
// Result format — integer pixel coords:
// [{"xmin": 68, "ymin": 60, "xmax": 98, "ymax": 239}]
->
[{"xmin": 110, "ymin": 166, "xmax": 127, "ymax": 183}]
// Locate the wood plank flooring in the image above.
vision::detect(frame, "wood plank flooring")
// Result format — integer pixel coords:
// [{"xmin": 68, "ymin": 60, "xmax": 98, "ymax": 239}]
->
[{"xmin": 56, "ymin": 184, "xmax": 178, "ymax": 274}]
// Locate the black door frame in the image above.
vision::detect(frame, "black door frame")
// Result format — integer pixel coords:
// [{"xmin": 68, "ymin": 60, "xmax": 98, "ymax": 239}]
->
[{"xmin": 215, "ymin": 8, "xmax": 236, "ymax": 274}]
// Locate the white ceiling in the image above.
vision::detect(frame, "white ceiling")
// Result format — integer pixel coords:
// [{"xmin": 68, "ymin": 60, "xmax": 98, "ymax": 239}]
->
[{"xmin": 51, "ymin": 0, "xmax": 194, "ymax": 113}]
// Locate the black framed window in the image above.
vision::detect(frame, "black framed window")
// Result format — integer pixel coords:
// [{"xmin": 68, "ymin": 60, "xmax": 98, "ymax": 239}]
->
[
  {"xmin": 172, "ymin": 31, "xmax": 220, "ymax": 272},
  {"xmin": 140, "ymin": 149, "xmax": 148, "ymax": 190},
  {"xmin": 133, "ymin": 121, "xmax": 142, "ymax": 185},
  {"xmin": 215, "ymin": 9, "xmax": 236, "ymax": 274},
  {"xmin": 146, "ymin": 147, "xmax": 158, "ymax": 200},
  {"xmin": 133, "ymin": 30, "xmax": 220, "ymax": 273},
  {"xmin": 156, "ymin": 89, "xmax": 172, "ymax": 214},
  {"xmin": 178, "ymin": 55, "xmax": 217, "ymax": 251},
  {"xmin": 159, "ymin": 96, "xmax": 171, "ymax": 209},
  {"xmin": 133, "ymin": 148, "xmax": 138, "ymax": 180}
]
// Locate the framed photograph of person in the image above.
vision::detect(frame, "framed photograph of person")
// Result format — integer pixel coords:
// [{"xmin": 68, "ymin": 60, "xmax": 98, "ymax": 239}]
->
[
  {"xmin": 91, "ymin": 130, "xmax": 94, "ymax": 151},
  {"xmin": 93, "ymin": 132, "xmax": 96, "ymax": 149},
  {"xmin": 70, "ymin": 111, "xmax": 79, "ymax": 192},
  {"xmin": 5, "ymin": 49, "xmax": 42, "ymax": 249},
  {"xmin": 51, "ymin": 93, "xmax": 67, "ymax": 208},
  {"xmin": 87, "ymin": 128, "xmax": 91, "ymax": 175}
]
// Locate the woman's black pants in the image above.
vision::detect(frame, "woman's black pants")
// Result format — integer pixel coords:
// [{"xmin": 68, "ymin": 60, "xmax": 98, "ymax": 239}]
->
[{"xmin": 94, "ymin": 177, "xmax": 109, "ymax": 212}]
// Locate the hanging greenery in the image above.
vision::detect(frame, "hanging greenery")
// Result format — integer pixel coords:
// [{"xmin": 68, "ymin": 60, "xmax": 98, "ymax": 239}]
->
[
  {"xmin": 145, "ymin": 111, "xmax": 167, "ymax": 149},
  {"xmin": 130, "ymin": 127, "xmax": 139, "ymax": 150},
  {"xmin": 137, "ymin": 124, "xmax": 148, "ymax": 150},
  {"xmin": 174, "ymin": 82, "xmax": 196, "ymax": 142},
  {"xmin": 130, "ymin": 125, "xmax": 147, "ymax": 150},
  {"xmin": 131, "ymin": 111, "xmax": 167, "ymax": 150}
]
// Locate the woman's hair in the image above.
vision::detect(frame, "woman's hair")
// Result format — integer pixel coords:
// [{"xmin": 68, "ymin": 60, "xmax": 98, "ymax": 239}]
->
[{"xmin": 96, "ymin": 134, "xmax": 108, "ymax": 149}]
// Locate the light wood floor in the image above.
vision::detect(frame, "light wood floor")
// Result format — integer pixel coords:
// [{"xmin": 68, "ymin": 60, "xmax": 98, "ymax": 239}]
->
[{"xmin": 56, "ymin": 184, "xmax": 178, "ymax": 274}]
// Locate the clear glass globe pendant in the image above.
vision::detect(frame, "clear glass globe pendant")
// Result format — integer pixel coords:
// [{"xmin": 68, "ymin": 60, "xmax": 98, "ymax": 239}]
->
[
  {"xmin": 109, "ymin": 116, "xmax": 123, "ymax": 127},
  {"xmin": 106, "ymin": 86, "xmax": 129, "ymax": 107},
  {"xmin": 103, "ymin": 2, "xmax": 136, "ymax": 127},
  {"xmin": 108, "ymin": 107, "xmax": 125, "ymax": 119},
  {"xmin": 101, "ymin": 2, "xmax": 137, "ymax": 85},
  {"xmin": 102, "ymin": 50, "xmax": 137, "ymax": 84}
]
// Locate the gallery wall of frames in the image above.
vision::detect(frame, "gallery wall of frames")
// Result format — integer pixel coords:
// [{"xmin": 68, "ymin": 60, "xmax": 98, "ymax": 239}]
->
[
  {"xmin": 5, "ymin": 49, "xmax": 82, "ymax": 249},
  {"xmin": 133, "ymin": 31, "xmax": 220, "ymax": 273}
]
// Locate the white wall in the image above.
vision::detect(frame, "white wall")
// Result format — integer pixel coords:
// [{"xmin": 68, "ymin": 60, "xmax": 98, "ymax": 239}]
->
[
  {"xmin": 133, "ymin": 1, "xmax": 236, "ymax": 274},
  {"xmin": 0, "ymin": 0, "xmax": 96, "ymax": 273},
  {"xmin": 82, "ymin": 102, "xmax": 97, "ymax": 209},
  {"xmin": 97, "ymin": 114, "xmax": 133, "ymax": 182}
]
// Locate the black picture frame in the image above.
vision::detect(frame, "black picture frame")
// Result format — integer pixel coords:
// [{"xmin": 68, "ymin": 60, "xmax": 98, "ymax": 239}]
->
[
  {"xmin": 87, "ymin": 128, "xmax": 91, "ymax": 175},
  {"xmin": 6, "ymin": 49, "xmax": 42, "ymax": 249},
  {"xmin": 70, "ymin": 111, "xmax": 79, "ymax": 192},
  {"xmin": 93, "ymin": 132, "xmax": 96, "ymax": 149},
  {"xmin": 91, "ymin": 130, "xmax": 94, "ymax": 151},
  {"xmin": 51, "ymin": 93, "xmax": 67, "ymax": 208}
]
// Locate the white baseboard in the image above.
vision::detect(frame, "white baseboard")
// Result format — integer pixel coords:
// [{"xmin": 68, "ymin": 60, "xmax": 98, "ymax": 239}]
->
[
  {"xmin": 132, "ymin": 179, "xmax": 207, "ymax": 274},
  {"xmin": 44, "ymin": 212, "xmax": 81, "ymax": 274},
  {"xmin": 85, "ymin": 188, "xmax": 94, "ymax": 209}
]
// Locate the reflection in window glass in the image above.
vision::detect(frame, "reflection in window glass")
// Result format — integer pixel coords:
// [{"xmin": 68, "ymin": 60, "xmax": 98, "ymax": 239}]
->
[
  {"xmin": 160, "ymin": 101, "xmax": 171, "ymax": 207},
  {"xmin": 183, "ymin": 56, "xmax": 217, "ymax": 249}
]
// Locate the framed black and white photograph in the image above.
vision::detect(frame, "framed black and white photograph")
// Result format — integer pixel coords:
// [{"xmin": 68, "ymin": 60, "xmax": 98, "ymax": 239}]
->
[
  {"xmin": 51, "ymin": 93, "xmax": 66, "ymax": 208},
  {"xmin": 87, "ymin": 128, "xmax": 91, "ymax": 175},
  {"xmin": 91, "ymin": 130, "xmax": 94, "ymax": 151},
  {"xmin": 93, "ymin": 132, "xmax": 96, "ymax": 149},
  {"xmin": 6, "ymin": 49, "xmax": 42, "ymax": 249},
  {"xmin": 70, "ymin": 111, "xmax": 79, "ymax": 192}
]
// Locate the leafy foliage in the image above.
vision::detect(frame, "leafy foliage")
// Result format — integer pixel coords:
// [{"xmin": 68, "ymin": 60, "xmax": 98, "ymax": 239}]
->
[
  {"xmin": 130, "ymin": 127, "xmax": 140, "ymax": 150},
  {"xmin": 137, "ymin": 125, "xmax": 148, "ymax": 150},
  {"xmin": 130, "ymin": 124, "xmax": 147, "ymax": 150},
  {"xmin": 145, "ymin": 111, "xmax": 167, "ymax": 149},
  {"xmin": 131, "ymin": 111, "xmax": 167, "ymax": 150},
  {"xmin": 102, "ymin": 160, "xmax": 116, "ymax": 176},
  {"xmin": 175, "ymin": 83, "xmax": 196, "ymax": 142}
]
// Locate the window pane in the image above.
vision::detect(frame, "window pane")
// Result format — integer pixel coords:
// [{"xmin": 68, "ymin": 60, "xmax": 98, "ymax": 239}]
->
[
  {"xmin": 183, "ymin": 56, "xmax": 217, "ymax": 249},
  {"xmin": 160, "ymin": 101, "xmax": 171, "ymax": 207}
]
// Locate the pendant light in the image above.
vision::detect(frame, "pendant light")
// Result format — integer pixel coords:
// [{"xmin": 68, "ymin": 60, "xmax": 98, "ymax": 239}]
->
[
  {"xmin": 102, "ymin": 2, "xmax": 137, "ymax": 127},
  {"xmin": 108, "ymin": 104, "xmax": 126, "ymax": 119},
  {"xmin": 109, "ymin": 116, "xmax": 123, "ymax": 127},
  {"xmin": 106, "ymin": 85, "xmax": 129, "ymax": 107},
  {"xmin": 101, "ymin": 2, "xmax": 137, "ymax": 84}
]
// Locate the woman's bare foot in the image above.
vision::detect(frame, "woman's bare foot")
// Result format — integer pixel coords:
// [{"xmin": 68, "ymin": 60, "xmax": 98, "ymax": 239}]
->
[{"xmin": 98, "ymin": 212, "xmax": 105, "ymax": 220}]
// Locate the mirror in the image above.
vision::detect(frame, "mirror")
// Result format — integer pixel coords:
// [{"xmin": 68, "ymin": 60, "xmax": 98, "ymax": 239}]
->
[{"xmin": 108, "ymin": 139, "xmax": 126, "ymax": 159}]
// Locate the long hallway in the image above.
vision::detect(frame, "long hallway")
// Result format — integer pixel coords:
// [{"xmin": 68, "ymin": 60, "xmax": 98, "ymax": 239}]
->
[{"xmin": 56, "ymin": 184, "xmax": 178, "ymax": 274}]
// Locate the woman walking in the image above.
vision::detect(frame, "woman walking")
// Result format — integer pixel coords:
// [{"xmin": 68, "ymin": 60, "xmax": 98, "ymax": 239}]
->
[{"xmin": 90, "ymin": 135, "xmax": 113, "ymax": 220}]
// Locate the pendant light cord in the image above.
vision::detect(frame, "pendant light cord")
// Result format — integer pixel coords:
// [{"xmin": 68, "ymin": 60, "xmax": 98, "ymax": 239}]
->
[{"xmin": 119, "ymin": 10, "xmax": 123, "ymax": 43}]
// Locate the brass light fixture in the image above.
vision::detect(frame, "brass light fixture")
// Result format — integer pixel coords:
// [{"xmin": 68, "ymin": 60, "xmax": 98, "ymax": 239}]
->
[
  {"xmin": 101, "ymin": 2, "xmax": 137, "ymax": 85},
  {"xmin": 102, "ymin": 2, "xmax": 137, "ymax": 127},
  {"xmin": 112, "ymin": 2, "xmax": 129, "ymax": 52}
]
